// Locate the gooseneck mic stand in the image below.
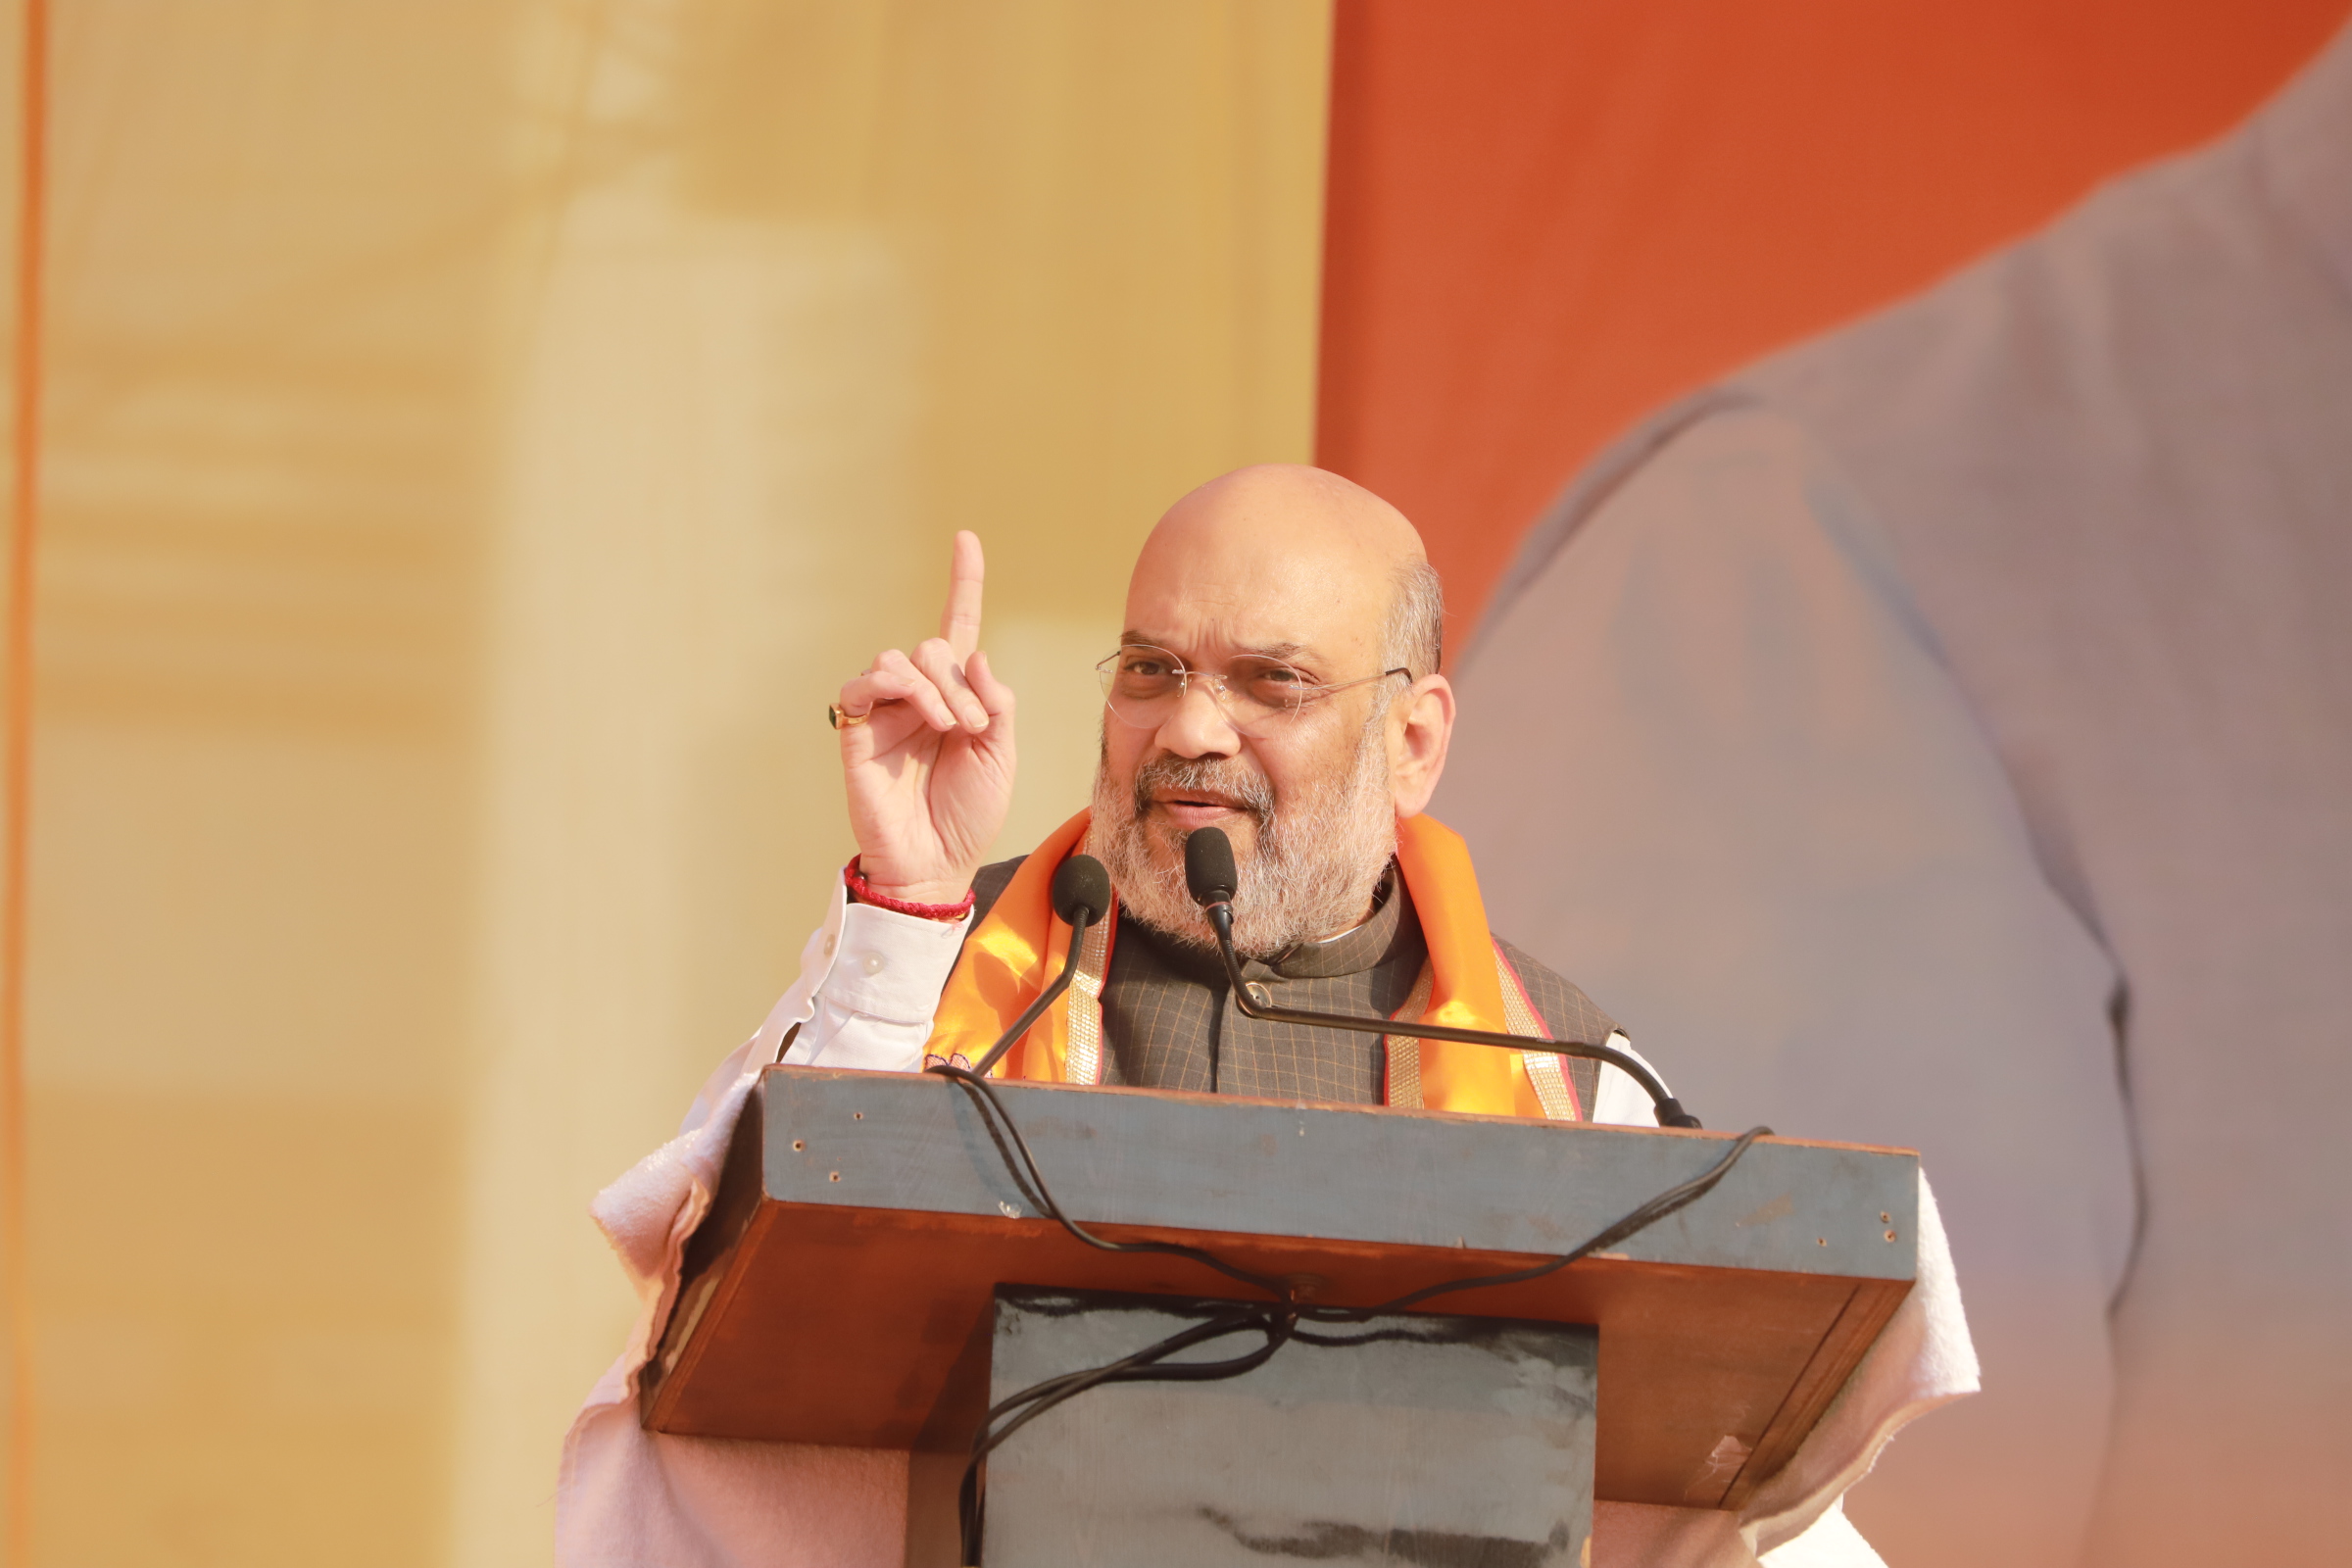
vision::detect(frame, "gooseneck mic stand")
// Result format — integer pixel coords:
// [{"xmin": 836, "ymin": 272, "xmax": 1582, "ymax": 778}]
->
[
  {"xmin": 950, "ymin": 854, "xmax": 1116, "ymax": 1079},
  {"xmin": 1183, "ymin": 827, "xmax": 1705, "ymax": 1129}
]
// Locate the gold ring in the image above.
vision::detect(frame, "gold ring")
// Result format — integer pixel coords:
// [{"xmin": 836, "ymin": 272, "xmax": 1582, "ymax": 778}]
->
[{"xmin": 828, "ymin": 703, "xmax": 870, "ymax": 729}]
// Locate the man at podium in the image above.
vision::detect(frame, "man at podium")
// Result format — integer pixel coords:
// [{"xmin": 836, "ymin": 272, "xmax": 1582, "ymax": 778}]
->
[
  {"xmin": 793, "ymin": 461, "xmax": 1662, "ymax": 1123},
  {"xmin": 556, "ymin": 464, "xmax": 1977, "ymax": 1568}
]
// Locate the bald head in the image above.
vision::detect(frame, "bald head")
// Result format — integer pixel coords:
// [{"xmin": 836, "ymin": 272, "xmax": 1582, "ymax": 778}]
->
[
  {"xmin": 1147, "ymin": 463, "xmax": 1426, "ymax": 574},
  {"xmin": 1127, "ymin": 464, "xmax": 1441, "ymax": 682},
  {"xmin": 1092, "ymin": 465, "xmax": 1459, "ymax": 951}
]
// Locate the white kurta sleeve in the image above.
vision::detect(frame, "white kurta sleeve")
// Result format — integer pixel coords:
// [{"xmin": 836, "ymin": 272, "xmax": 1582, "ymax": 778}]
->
[{"xmin": 779, "ymin": 893, "xmax": 973, "ymax": 1072}]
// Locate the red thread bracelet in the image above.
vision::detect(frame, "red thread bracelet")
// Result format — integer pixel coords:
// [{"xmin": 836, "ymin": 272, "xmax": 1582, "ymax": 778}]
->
[{"xmin": 844, "ymin": 857, "xmax": 975, "ymax": 922}]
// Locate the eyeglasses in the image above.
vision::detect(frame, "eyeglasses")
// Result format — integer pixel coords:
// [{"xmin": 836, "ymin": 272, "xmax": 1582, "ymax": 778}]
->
[{"xmin": 1095, "ymin": 644, "xmax": 1411, "ymax": 733}]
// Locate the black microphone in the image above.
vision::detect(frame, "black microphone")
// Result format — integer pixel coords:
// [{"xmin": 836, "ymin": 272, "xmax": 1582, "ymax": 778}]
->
[
  {"xmin": 1181, "ymin": 826, "xmax": 1703, "ymax": 1129},
  {"xmin": 1183, "ymin": 823, "xmax": 1238, "ymax": 907},
  {"xmin": 952, "ymin": 854, "xmax": 1113, "ymax": 1079},
  {"xmin": 1052, "ymin": 852, "xmax": 1113, "ymax": 929}
]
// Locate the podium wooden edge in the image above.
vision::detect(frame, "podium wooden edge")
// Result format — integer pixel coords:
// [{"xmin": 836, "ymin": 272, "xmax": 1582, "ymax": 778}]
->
[{"xmin": 643, "ymin": 1065, "xmax": 1923, "ymax": 1511}]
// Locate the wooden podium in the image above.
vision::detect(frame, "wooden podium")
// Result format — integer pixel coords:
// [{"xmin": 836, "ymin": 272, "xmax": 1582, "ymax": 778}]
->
[{"xmin": 644, "ymin": 1066, "xmax": 1918, "ymax": 1565}]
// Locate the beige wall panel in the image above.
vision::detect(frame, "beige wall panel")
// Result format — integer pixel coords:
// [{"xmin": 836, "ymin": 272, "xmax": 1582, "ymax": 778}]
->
[
  {"xmin": 16, "ymin": 2, "xmax": 514, "ymax": 1561},
  {"xmin": 1, "ymin": 0, "xmax": 1327, "ymax": 1561}
]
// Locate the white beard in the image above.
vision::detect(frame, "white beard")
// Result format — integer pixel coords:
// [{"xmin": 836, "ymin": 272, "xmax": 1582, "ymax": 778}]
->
[{"xmin": 1087, "ymin": 709, "xmax": 1397, "ymax": 958}]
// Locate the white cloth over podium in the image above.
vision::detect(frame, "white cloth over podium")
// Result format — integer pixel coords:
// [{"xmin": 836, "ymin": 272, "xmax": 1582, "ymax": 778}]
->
[{"xmin": 553, "ymin": 887, "xmax": 1978, "ymax": 1568}]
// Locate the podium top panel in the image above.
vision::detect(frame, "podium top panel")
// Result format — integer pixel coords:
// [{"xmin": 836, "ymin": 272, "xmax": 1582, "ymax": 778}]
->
[{"xmin": 646, "ymin": 1066, "xmax": 1919, "ymax": 1510}]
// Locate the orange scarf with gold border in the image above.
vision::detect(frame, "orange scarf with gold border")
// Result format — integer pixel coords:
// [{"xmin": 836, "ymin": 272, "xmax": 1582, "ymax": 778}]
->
[{"xmin": 924, "ymin": 810, "xmax": 1568, "ymax": 1119}]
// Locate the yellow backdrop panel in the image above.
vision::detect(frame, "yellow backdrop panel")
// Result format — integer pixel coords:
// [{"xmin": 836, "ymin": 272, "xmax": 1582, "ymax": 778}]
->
[{"xmin": 6, "ymin": 1, "xmax": 1329, "ymax": 1561}]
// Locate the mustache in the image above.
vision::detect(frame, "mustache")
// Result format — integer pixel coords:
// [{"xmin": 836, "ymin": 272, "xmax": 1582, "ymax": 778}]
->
[{"xmin": 1129, "ymin": 754, "xmax": 1276, "ymax": 824}]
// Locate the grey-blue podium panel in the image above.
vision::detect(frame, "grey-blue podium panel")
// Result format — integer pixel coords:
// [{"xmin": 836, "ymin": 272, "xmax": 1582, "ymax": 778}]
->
[
  {"xmin": 920, "ymin": 1288, "xmax": 1597, "ymax": 1568},
  {"xmin": 647, "ymin": 1067, "xmax": 1919, "ymax": 1510}
]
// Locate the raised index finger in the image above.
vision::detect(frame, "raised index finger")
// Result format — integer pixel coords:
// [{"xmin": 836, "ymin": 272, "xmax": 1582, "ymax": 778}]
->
[{"xmin": 940, "ymin": 530, "xmax": 985, "ymax": 660}]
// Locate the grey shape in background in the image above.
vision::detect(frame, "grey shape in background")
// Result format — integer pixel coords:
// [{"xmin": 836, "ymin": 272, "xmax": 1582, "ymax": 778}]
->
[{"xmin": 1445, "ymin": 23, "xmax": 2352, "ymax": 1568}]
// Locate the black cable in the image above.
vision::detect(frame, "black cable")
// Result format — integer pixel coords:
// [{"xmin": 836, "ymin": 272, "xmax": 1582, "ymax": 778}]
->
[
  {"xmin": 930, "ymin": 1063, "xmax": 1294, "ymax": 1300},
  {"xmin": 922, "ymin": 1057, "xmax": 1770, "ymax": 1565},
  {"xmin": 1302, "ymin": 1124, "xmax": 1772, "ymax": 1323},
  {"xmin": 954, "ymin": 1305, "xmax": 1289, "ymax": 1557},
  {"xmin": 930, "ymin": 1067, "xmax": 1301, "ymax": 1560}
]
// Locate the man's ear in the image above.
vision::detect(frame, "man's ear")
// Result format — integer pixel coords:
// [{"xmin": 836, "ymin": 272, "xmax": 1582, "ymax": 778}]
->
[{"xmin": 1388, "ymin": 674, "xmax": 1455, "ymax": 818}]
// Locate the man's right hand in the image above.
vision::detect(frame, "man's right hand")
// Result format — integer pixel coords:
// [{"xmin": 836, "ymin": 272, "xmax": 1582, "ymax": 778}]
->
[{"xmin": 834, "ymin": 530, "xmax": 1016, "ymax": 906}]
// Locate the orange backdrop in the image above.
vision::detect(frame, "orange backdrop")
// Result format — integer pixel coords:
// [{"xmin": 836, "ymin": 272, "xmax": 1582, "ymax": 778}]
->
[{"xmin": 1315, "ymin": 0, "xmax": 2352, "ymax": 647}]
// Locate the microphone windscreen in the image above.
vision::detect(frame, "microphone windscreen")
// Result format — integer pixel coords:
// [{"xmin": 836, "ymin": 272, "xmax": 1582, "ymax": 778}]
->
[
  {"xmin": 1051, "ymin": 854, "xmax": 1113, "ymax": 928},
  {"xmin": 1184, "ymin": 826, "xmax": 1238, "ymax": 906}
]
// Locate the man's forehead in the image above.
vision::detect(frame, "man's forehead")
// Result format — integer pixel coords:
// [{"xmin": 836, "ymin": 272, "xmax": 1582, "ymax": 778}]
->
[
  {"xmin": 1117, "ymin": 623, "xmax": 1317, "ymax": 662},
  {"xmin": 1120, "ymin": 578, "xmax": 1378, "ymax": 666},
  {"xmin": 1123, "ymin": 545, "xmax": 1388, "ymax": 656}
]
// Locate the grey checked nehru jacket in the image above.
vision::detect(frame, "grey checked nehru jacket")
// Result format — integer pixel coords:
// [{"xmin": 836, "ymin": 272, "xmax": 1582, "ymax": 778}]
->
[{"xmin": 967, "ymin": 855, "xmax": 1619, "ymax": 1112}]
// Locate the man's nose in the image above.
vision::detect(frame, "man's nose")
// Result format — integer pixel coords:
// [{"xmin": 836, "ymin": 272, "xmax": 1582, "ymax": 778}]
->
[{"xmin": 1152, "ymin": 677, "xmax": 1243, "ymax": 759}]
